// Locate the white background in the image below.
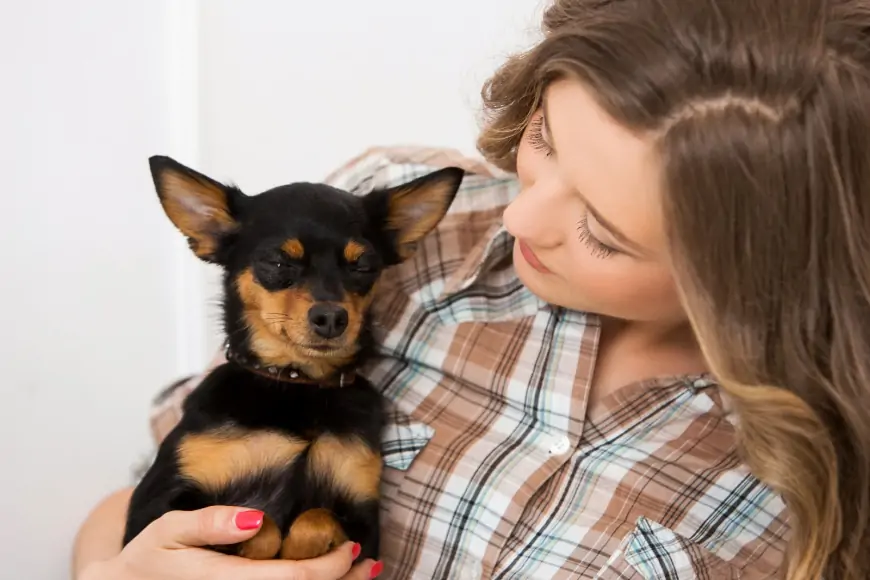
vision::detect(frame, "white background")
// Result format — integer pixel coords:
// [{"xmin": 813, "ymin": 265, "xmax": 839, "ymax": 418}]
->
[{"xmin": 0, "ymin": 0, "xmax": 542, "ymax": 577}]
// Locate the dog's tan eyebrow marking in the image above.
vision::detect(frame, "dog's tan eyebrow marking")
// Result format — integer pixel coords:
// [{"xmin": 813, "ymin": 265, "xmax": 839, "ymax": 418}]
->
[
  {"xmin": 282, "ymin": 238, "xmax": 305, "ymax": 259},
  {"xmin": 343, "ymin": 240, "xmax": 365, "ymax": 263}
]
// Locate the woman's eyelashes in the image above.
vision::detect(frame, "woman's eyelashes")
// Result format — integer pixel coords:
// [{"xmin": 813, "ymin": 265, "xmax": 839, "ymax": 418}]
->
[
  {"xmin": 527, "ymin": 116, "xmax": 554, "ymax": 157},
  {"xmin": 577, "ymin": 215, "xmax": 619, "ymax": 258}
]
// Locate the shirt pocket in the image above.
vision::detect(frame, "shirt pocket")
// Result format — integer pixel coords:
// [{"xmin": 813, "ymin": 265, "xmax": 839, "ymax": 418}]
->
[
  {"xmin": 596, "ymin": 517, "xmax": 740, "ymax": 580},
  {"xmin": 380, "ymin": 398, "xmax": 435, "ymax": 471}
]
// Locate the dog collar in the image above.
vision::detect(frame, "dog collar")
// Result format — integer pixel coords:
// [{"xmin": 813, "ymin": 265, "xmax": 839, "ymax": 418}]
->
[{"xmin": 223, "ymin": 342, "xmax": 356, "ymax": 387}]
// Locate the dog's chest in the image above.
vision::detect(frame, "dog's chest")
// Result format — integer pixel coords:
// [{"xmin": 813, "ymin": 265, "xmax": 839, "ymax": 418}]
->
[
  {"xmin": 175, "ymin": 425, "xmax": 381, "ymax": 502},
  {"xmin": 176, "ymin": 366, "xmax": 384, "ymax": 499}
]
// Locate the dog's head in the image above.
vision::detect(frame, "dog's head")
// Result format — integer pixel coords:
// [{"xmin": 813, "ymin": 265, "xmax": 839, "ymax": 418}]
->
[{"xmin": 148, "ymin": 156, "xmax": 463, "ymax": 380}]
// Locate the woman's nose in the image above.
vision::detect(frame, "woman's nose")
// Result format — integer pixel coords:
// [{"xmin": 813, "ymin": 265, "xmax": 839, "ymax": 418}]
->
[{"xmin": 503, "ymin": 179, "xmax": 572, "ymax": 248}]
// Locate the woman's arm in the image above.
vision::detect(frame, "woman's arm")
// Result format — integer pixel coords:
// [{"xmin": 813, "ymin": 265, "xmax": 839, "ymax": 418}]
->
[{"xmin": 71, "ymin": 487, "xmax": 133, "ymax": 578}]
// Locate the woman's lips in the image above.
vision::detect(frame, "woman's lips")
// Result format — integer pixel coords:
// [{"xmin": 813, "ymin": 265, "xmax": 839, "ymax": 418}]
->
[{"xmin": 518, "ymin": 239, "xmax": 552, "ymax": 274}]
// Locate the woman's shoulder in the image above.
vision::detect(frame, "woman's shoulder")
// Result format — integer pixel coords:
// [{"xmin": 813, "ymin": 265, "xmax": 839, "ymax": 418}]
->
[
  {"xmin": 325, "ymin": 145, "xmax": 519, "ymax": 215},
  {"xmin": 324, "ymin": 145, "xmax": 510, "ymax": 183}
]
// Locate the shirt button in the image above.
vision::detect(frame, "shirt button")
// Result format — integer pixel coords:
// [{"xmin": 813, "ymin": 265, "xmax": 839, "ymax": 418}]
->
[{"xmin": 549, "ymin": 435, "xmax": 571, "ymax": 456}]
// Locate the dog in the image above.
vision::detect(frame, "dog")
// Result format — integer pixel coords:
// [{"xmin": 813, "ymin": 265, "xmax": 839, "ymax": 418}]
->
[{"xmin": 122, "ymin": 155, "xmax": 464, "ymax": 562}]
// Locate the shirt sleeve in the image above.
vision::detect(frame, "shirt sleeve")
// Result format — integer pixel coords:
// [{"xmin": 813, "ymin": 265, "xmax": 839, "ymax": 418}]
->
[{"xmin": 145, "ymin": 145, "xmax": 497, "ymax": 446}]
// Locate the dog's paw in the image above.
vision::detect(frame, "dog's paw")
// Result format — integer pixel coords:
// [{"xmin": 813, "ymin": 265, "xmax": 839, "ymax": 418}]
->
[
  {"xmin": 280, "ymin": 508, "xmax": 348, "ymax": 560},
  {"xmin": 237, "ymin": 514, "xmax": 282, "ymax": 560}
]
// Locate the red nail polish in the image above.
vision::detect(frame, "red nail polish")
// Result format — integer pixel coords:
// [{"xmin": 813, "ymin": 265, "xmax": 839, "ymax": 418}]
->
[
  {"xmin": 351, "ymin": 543, "xmax": 362, "ymax": 559},
  {"xmin": 369, "ymin": 561, "xmax": 384, "ymax": 578},
  {"xmin": 234, "ymin": 510, "xmax": 264, "ymax": 530}
]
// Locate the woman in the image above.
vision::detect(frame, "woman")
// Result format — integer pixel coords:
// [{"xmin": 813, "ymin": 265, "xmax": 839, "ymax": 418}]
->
[{"xmin": 73, "ymin": 0, "xmax": 870, "ymax": 578}]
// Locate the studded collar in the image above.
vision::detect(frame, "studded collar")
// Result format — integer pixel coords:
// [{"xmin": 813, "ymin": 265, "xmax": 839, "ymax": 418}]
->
[{"xmin": 223, "ymin": 341, "xmax": 356, "ymax": 387}]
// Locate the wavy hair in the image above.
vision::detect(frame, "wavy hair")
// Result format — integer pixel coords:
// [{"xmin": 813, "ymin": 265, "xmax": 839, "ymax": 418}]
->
[{"xmin": 478, "ymin": 1, "xmax": 870, "ymax": 578}]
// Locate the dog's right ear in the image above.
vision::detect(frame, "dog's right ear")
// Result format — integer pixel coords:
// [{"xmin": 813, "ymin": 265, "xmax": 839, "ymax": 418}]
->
[{"xmin": 148, "ymin": 156, "xmax": 243, "ymax": 263}]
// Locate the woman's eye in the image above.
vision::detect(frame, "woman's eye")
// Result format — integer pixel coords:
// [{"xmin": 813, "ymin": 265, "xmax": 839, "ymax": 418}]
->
[
  {"xmin": 527, "ymin": 115, "xmax": 554, "ymax": 157},
  {"xmin": 577, "ymin": 215, "xmax": 619, "ymax": 259}
]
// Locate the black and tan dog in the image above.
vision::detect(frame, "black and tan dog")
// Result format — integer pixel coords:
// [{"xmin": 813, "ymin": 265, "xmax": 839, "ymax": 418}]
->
[{"xmin": 122, "ymin": 156, "xmax": 464, "ymax": 562}]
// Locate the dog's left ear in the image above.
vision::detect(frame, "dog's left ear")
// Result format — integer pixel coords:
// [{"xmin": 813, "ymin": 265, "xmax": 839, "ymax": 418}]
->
[
  {"xmin": 148, "ymin": 155, "xmax": 244, "ymax": 263},
  {"xmin": 364, "ymin": 167, "xmax": 464, "ymax": 262}
]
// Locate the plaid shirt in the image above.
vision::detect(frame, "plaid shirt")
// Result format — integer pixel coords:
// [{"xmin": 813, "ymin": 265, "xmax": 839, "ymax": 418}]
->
[{"xmin": 147, "ymin": 147, "xmax": 789, "ymax": 579}]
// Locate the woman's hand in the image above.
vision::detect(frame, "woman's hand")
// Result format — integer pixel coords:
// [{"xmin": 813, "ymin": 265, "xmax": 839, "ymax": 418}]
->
[{"xmin": 79, "ymin": 506, "xmax": 381, "ymax": 580}]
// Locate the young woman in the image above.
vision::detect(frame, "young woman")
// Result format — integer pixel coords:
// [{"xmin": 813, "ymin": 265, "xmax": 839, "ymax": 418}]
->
[{"xmin": 74, "ymin": 0, "xmax": 870, "ymax": 578}]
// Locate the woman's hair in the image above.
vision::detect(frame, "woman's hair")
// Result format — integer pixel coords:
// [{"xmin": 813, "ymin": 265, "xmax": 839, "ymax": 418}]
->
[{"xmin": 478, "ymin": 0, "xmax": 870, "ymax": 578}]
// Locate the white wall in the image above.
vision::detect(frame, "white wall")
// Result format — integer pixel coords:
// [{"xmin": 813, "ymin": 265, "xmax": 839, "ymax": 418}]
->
[
  {"xmin": 194, "ymin": 0, "xmax": 545, "ymax": 353},
  {"xmin": 0, "ymin": 1, "xmax": 542, "ymax": 577},
  {"xmin": 1, "ymin": 2, "xmax": 183, "ymax": 578}
]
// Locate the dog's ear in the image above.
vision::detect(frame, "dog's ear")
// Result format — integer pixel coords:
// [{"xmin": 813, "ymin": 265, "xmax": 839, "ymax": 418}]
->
[
  {"xmin": 148, "ymin": 156, "xmax": 244, "ymax": 263},
  {"xmin": 364, "ymin": 167, "xmax": 464, "ymax": 262}
]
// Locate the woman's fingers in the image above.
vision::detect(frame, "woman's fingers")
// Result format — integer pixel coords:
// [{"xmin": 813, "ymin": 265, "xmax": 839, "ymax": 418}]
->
[
  {"xmin": 140, "ymin": 506, "xmax": 266, "ymax": 549},
  {"xmin": 230, "ymin": 541, "xmax": 363, "ymax": 580},
  {"xmin": 339, "ymin": 559, "xmax": 384, "ymax": 580},
  {"xmin": 131, "ymin": 508, "xmax": 383, "ymax": 580}
]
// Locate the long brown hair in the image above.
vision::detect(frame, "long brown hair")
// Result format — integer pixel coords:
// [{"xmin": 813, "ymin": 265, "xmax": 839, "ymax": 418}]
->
[{"xmin": 478, "ymin": 0, "xmax": 870, "ymax": 578}]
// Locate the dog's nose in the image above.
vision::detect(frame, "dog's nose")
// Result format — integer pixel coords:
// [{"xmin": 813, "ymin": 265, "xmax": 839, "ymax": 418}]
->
[{"xmin": 307, "ymin": 303, "xmax": 349, "ymax": 339}]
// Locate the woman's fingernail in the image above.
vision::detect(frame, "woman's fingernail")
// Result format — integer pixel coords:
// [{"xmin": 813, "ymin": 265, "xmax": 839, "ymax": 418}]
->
[
  {"xmin": 369, "ymin": 560, "xmax": 384, "ymax": 578},
  {"xmin": 234, "ymin": 510, "xmax": 264, "ymax": 530},
  {"xmin": 352, "ymin": 543, "xmax": 362, "ymax": 559}
]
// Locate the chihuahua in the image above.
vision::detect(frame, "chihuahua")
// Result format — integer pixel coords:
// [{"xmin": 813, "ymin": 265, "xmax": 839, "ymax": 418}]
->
[{"xmin": 122, "ymin": 155, "xmax": 464, "ymax": 562}]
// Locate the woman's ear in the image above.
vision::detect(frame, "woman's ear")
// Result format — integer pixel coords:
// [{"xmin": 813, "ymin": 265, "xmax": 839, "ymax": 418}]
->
[
  {"xmin": 363, "ymin": 167, "xmax": 464, "ymax": 262},
  {"xmin": 148, "ymin": 155, "xmax": 244, "ymax": 263}
]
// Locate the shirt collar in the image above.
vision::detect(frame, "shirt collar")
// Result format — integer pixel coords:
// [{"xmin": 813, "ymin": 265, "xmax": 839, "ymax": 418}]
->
[
  {"xmin": 438, "ymin": 223, "xmax": 548, "ymax": 313},
  {"xmin": 439, "ymin": 223, "xmax": 511, "ymax": 297}
]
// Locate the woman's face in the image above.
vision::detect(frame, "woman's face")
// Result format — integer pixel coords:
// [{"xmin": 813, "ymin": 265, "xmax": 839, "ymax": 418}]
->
[{"xmin": 504, "ymin": 78, "xmax": 686, "ymax": 325}]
